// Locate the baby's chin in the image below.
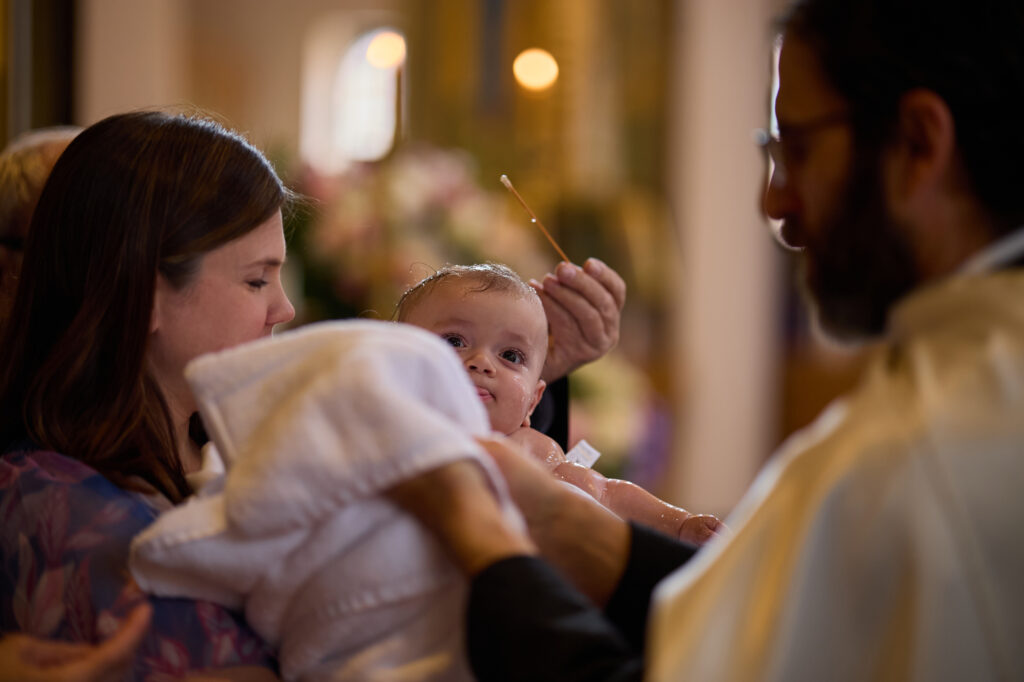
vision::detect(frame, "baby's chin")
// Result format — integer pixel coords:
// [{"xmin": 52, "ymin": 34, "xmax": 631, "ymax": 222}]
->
[{"xmin": 486, "ymin": 412, "xmax": 523, "ymax": 437}]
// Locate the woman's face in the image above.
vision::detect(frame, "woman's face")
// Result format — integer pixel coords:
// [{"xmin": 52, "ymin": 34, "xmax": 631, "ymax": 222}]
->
[{"xmin": 148, "ymin": 211, "xmax": 295, "ymax": 414}]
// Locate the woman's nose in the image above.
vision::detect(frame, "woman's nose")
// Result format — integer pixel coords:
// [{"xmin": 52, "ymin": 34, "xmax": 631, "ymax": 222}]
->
[{"xmin": 270, "ymin": 285, "xmax": 296, "ymax": 326}]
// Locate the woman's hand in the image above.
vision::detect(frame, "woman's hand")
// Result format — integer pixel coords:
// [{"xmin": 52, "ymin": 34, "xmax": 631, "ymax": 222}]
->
[
  {"xmin": 533, "ymin": 258, "xmax": 626, "ymax": 383},
  {"xmin": 0, "ymin": 603, "xmax": 150, "ymax": 682}
]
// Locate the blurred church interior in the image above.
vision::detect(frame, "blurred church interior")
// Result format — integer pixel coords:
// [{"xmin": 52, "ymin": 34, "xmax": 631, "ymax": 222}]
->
[{"xmin": 2, "ymin": 0, "xmax": 871, "ymax": 518}]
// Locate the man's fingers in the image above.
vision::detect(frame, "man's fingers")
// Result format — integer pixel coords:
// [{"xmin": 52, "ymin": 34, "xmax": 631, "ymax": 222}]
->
[
  {"xmin": 551, "ymin": 263, "xmax": 622, "ymax": 337},
  {"xmin": 536, "ymin": 286, "xmax": 584, "ymax": 340},
  {"xmin": 582, "ymin": 258, "xmax": 626, "ymax": 310},
  {"xmin": 553, "ymin": 260, "xmax": 624, "ymax": 320},
  {"xmin": 542, "ymin": 274, "xmax": 609, "ymax": 343},
  {"xmin": 532, "ymin": 258, "xmax": 626, "ymax": 381}
]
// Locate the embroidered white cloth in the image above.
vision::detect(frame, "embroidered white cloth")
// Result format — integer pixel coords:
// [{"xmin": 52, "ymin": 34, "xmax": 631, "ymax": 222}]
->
[{"xmin": 130, "ymin": 320, "xmax": 522, "ymax": 682}]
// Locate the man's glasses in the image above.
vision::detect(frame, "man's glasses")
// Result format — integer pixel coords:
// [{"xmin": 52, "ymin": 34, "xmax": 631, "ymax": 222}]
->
[{"xmin": 754, "ymin": 111, "xmax": 848, "ymax": 185}]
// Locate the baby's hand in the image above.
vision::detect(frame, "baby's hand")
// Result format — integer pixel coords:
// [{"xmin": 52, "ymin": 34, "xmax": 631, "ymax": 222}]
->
[
  {"xmin": 504, "ymin": 427, "xmax": 566, "ymax": 472},
  {"xmin": 678, "ymin": 513, "xmax": 727, "ymax": 546}
]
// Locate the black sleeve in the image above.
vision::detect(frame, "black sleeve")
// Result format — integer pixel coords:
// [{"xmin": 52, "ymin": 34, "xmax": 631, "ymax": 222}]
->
[
  {"xmin": 467, "ymin": 555, "xmax": 643, "ymax": 682},
  {"xmin": 465, "ymin": 523, "xmax": 697, "ymax": 681},
  {"xmin": 604, "ymin": 523, "xmax": 698, "ymax": 650},
  {"xmin": 532, "ymin": 376, "xmax": 569, "ymax": 450}
]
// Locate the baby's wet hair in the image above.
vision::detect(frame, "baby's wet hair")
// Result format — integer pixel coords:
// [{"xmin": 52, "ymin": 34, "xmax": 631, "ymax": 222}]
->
[{"xmin": 394, "ymin": 262, "xmax": 538, "ymax": 321}]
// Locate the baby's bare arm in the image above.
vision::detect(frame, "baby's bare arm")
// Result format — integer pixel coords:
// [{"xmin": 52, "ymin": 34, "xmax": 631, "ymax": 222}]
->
[
  {"xmin": 505, "ymin": 428, "xmax": 725, "ymax": 545},
  {"xmin": 552, "ymin": 462, "xmax": 725, "ymax": 546}
]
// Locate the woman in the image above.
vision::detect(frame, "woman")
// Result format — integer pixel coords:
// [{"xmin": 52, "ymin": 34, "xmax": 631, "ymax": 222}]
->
[
  {"xmin": 0, "ymin": 110, "xmax": 628, "ymax": 681},
  {"xmin": 0, "ymin": 111, "xmax": 294, "ymax": 679}
]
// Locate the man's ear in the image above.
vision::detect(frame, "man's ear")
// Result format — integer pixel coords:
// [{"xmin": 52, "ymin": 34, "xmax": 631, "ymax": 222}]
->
[
  {"xmin": 887, "ymin": 88, "xmax": 957, "ymax": 205},
  {"xmin": 520, "ymin": 379, "xmax": 547, "ymax": 428}
]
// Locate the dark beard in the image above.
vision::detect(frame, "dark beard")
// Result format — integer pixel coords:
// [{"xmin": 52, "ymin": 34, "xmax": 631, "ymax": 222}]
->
[{"xmin": 796, "ymin": 148, "xmax": 920, "ymax": 343}]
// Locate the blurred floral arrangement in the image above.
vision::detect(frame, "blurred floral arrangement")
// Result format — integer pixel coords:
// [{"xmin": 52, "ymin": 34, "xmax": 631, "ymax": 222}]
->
[
  {"xmin": 290, "ymin": 143, "xmax": 551, "ymax": 321},
  {"xmin": 287, "ymin": 142, "xmax": 660, "ymax": 480}
]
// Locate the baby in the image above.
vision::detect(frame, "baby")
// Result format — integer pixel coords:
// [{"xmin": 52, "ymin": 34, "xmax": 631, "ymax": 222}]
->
[
  {"xmin": 131, "ymin": 320, "xmax": 521, "ymax": 682},
  {"xmin": 395, "ymin": 263, "xmax": 724, "ymax": 546}
]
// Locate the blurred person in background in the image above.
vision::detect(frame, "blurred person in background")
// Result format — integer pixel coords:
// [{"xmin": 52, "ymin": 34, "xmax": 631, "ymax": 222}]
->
[{"xmin": 0, "ymin": 127, "xmax": 81, "ymax": 327}]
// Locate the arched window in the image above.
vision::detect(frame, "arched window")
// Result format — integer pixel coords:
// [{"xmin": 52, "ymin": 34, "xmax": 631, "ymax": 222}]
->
[{"xmin": 301, "ymin": 17, "xmax": 405, "ymax": 173}]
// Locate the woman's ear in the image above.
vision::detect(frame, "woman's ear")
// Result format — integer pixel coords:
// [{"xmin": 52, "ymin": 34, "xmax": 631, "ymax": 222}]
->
[{"xmin": 521, "ymin": 379, "xmax": 547, "ymax": 428}]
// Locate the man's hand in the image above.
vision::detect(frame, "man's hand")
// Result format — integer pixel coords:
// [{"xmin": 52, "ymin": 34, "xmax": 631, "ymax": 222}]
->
[
  {"xmin": 532, "ymin": 258, "xmax": 626, "ymax": 383},
  {"xmin": 0, "ymin": 603, "xmax": 151, "ymax": 682},
  {"xmin": 479, "ymin": 437, "xmax": 630, "ymax": 606},
  {"xmin": 386, "ymin": 458, "xmax": 537, "ymax": 576}
]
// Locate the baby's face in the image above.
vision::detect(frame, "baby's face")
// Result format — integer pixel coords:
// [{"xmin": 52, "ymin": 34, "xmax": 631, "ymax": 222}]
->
[{"xmin": 402, "ymin": 280, "xmax": 548, "ymax": 434}]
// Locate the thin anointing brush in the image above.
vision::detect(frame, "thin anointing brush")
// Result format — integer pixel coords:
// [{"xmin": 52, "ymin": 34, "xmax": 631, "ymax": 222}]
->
[{"xmin": 499, "ymin": 174, "xmax": 571, "ymax": 263}]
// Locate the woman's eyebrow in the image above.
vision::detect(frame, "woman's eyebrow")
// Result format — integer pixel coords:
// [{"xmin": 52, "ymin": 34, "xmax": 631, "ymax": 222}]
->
[{"xmin": 245, "ymin": 256, "xmax": 286, "ymax": 268}]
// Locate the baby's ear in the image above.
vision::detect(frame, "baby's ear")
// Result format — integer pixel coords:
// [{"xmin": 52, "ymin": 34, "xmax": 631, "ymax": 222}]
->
[{"xmin": 521, "ymin": 379, "xmax": 547, "ymax": 427}]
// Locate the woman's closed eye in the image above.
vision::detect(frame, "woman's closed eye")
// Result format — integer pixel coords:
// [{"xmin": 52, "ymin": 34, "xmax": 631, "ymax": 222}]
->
[
  {"xmin": 500, "ymin": 348, "xmax": 526, "ymax": 365},
  {"xmin": 246, "ymin": 278, "xmax": 269, "ymax": 290}
]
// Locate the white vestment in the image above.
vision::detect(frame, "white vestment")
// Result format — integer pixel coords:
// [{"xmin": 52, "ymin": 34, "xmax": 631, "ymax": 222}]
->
[
  {"xmin": 648, "ymin": 269, "xmax": 1024, "ymax": 682},
  {"xmin": 130, "ymin": 320, "xmax": 522, "ymax": 682}
]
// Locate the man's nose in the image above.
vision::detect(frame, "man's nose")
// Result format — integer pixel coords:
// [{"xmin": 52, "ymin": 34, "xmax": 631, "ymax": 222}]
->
[{"xmin": 762, "ymin": 165, "xmax": 798, "ymax": 221}]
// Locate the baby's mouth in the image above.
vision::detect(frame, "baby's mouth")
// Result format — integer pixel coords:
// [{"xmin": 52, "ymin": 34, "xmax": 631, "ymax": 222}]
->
[{"xmin": 475, "ymin": 386, "xmax": 494, "ymax": 402}]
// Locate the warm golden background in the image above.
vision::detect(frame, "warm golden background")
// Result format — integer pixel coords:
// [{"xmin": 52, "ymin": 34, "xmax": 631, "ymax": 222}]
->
[{"xmin": 2, "ymin": 0, "xmax": 869, "ymax": 517}]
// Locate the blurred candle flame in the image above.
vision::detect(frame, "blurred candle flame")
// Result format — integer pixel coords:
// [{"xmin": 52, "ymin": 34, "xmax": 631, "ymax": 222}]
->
[
  {"xmin": 513, "ymin": 48, "xmax": 558, "ymax": 91},
  {"xmin": 366, "ymin": 31, "xmax": 406, "ymax": 69}
]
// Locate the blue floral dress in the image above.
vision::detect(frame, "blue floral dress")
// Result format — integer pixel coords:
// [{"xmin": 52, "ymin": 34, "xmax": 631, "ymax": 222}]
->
[{"xmin": 0, "ymin": 449, "xmax": 276, "ymax": 680}]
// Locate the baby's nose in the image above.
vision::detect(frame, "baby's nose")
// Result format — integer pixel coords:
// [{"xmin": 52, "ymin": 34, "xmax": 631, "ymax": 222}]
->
[{"xmin": 466, "ymin": 353, "xmax": 495, "ymax": 374}]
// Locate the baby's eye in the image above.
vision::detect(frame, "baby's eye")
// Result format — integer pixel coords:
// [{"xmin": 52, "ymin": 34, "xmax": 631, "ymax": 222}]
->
[
  {"xmin": 500, "ymin": 349, "xmax": 525, "ymax": 365},
  {"xmin": 441, "ymin": 334, "xmax": 466, "ymax": 349}
]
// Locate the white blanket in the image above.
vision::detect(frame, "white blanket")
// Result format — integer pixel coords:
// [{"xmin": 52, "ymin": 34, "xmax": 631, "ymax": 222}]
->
[{"xmin": 130, "ymin": 320, "xmax": 522, "ymax": 681}]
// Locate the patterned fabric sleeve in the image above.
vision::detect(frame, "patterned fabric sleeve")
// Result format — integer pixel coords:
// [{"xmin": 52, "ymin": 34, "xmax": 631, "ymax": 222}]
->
[{"xmin": 0, "ymin": 450, "xmax": 277, "ymax": 681}]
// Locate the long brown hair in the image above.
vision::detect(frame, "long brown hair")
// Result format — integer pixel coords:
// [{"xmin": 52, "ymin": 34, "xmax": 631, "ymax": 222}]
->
[{"xmin": 0, "ymin": 112, "xmax": 286, "ymax": 503}]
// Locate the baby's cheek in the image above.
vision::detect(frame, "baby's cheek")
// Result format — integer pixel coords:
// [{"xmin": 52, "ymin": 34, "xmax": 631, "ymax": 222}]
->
[{"xmin": 510, "ymin": 373, "xmax": 534, "ymax": 409}]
